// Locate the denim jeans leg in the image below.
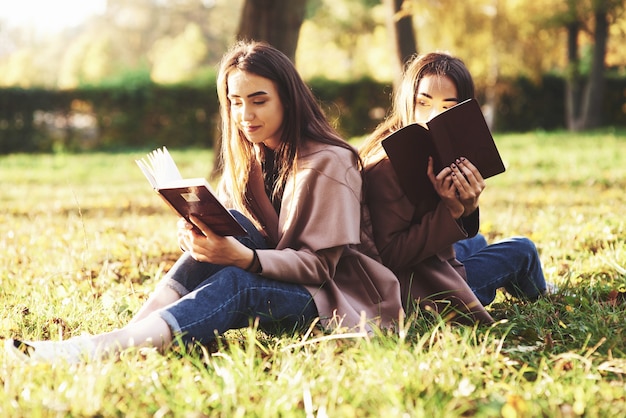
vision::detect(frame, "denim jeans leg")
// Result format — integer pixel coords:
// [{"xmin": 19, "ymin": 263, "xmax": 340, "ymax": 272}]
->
[
  {"xmin": 157, "ymin": 266, "xmax": 319, "ymax": 345},
  {"xmin": 454, "ymin": 233, "xmax": 488, "ymax": 262},
  {"xmin": 230, "ymin": 210, "xmax": 268, "ymax": 250},
  {"xmin": 461, "ymin": 236, "xmax": 547, "ymax": 305},
  {"xmin": 162, "ymin": 210, "xmax": 269, "ymax": 296}
]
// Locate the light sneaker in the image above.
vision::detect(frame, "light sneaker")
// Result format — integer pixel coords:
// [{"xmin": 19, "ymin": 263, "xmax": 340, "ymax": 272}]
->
[
  {"xmin": 544, "ymin": 282, "xmax": 579, "ymax": 298},
  {"xmin": 5, "ymin": 336, "xmax": 96, "ymax": 364},
  {"xmin": 545, "ymin": 282, "xmax": 559, "ymax": 295}
]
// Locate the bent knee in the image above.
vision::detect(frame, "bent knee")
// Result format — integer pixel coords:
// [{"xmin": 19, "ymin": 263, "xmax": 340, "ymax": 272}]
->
[{"xmin": 507, "ymin": 236, "xmax": 539, "ymax": 254}]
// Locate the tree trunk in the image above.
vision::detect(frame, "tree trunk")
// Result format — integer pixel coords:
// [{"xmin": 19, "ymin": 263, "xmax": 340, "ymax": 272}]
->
[
  {"xmin": 581, "ymin": 6, "xmax": 608, "ymax": 129},
  {"xmin": 565, "ymin": 21, "xmax": 584, "ymax": 131},
  {"xmin": 383, "ymin": 0, "xmax": 417, "ymax": 89},
  {"xmin": 484, "ymin": 0, "xmax": 501, "ymax": 131},
  {"xmin": 236, "ymin": 0, "xmax": 308, "ymax": 62},
  {"xmin": 565, "ymin": 0, "xmax": 609, "ymax": 131}
]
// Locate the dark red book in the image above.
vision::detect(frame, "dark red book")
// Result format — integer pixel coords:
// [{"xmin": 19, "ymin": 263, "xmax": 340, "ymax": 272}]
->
[
  {"xmin": 136, "ymin": 147, "xmax": 247, "ymax": 237},
  {"xmin": 381, "ymin": 98, "xmax": 505, "ymax": 210}
]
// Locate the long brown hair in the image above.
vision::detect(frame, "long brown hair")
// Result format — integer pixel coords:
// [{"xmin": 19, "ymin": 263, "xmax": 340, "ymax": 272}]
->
[
  {"xmin": 216, "ymin": 40, "xmax": 360, "ymax": 226},
  {"xmin": 359, "ymin": 52, "xmax": 475, "ymax": 164}
]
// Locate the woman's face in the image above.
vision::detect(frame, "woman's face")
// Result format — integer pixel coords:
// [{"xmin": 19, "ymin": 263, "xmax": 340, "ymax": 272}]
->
[
  {"xmin": 227, "ymin": 69, "xmax": 284, "ymax": 150},
  {"xmin": 413, "ymin": 74, "xmax": 459, "ymax": 124}
]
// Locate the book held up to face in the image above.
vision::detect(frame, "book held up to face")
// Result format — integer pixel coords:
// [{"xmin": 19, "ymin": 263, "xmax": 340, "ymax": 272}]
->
[
  {"xmin": 136, "ymin": 147, "xmax": 247, "ymax": 236},
  {"xmin": 381, "ymin": 98, "xmax": 506, "ymax": 210}
]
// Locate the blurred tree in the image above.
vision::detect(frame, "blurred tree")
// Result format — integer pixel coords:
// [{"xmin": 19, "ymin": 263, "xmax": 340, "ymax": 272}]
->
[
  {"xmin": 403, "ymin": 0, "xmax": 560, "ymax": 128},
  {"xmin": 57, "ymin": 28, "xmax": 135, "ymax": 88},
  {"xmin": 296, "ymin": 0, "xmax": 390, "ymax": 80},
  {"xmin": 2, "ymin": 0, "xmax": 625, "ymax": 133},
  {"xmin": 556, "ymin": 0, "xmax": 624, "ymax": 130},
  {"xmin": 149, "ymin": 23, "xmax": 208, "ymax": 84},
  {"xmin": 236, "ymin": 0, "xmax": 307, "ymax": 61},
  {"xmin": 1, "ymin": 49, "xmax": 37, "ymax": 87},
  {"xmin": 0, "ymin": 0, "xmax": 242, "ymax": 88},
  {"xmin": 139, "ymin": 0, "xmax": 241, "ymax": 66},
  {"xmin": 383, "ymin": 0, "xmax": 417, "ymax": 88},
  {"xmin": 406, "ymin": 0, "xmax": 623, "ymax": 131},
  {"xmin": 80, "ymin": 37, "xmax": 118, "ymax": 84}
]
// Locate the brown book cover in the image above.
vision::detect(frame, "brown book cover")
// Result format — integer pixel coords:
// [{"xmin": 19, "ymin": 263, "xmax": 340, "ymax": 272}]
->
[
  {"xmin": 381, "ymin": 98, "xmax": 505, "ymax": 209},
  {"xmin": 136, "ymin": 147, "xmax": 247, "ymax": 237}
]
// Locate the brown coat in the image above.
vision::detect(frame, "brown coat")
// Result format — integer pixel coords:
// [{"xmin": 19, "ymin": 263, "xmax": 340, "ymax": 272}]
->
[
  {"xmin": 229, "ymin": 140, "xmax": 403, "ymax": 332},
  {"xmin": 364, "ymin": 157, "xmax": 494, "ymax": 324}
]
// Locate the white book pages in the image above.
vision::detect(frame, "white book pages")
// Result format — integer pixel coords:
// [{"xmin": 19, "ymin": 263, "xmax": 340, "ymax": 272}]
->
[{"xmin": 135, "ymin": 146, "xmax": 183, "ymax": 189}]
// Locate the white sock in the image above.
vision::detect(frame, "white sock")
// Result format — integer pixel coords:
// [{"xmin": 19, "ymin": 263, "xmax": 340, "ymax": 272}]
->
[{"xmin": 6, "ymin": 335, "xmax": 97, "ymax": 364}]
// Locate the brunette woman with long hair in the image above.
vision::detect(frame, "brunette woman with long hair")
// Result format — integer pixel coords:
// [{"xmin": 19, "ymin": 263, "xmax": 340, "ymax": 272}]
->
[
  {"xmin": 360, "ymin": 52, "xmax": 547, "ymax": 324},
  {"xmin": 7, "ymin": 41, "xmax": 401, "ymax": 363}
]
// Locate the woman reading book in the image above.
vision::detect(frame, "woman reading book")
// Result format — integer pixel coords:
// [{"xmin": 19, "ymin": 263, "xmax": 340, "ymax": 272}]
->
[
  {"xmin": 359, "ymin": 52, "xmax": 548, "ymax": 324},
  {"xmin": 7, "ymin": 41, "xmax": 402, "ymax": 363}
]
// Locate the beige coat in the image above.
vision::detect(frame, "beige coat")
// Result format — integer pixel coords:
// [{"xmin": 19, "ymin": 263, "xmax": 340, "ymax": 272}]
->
[
  {"xmin": 364, "ymin": 157, "xmax": 494, "ymax": 324},
  {"xmin": 232, "ymin": 140, "xmax": 403, "ymax": 332}
]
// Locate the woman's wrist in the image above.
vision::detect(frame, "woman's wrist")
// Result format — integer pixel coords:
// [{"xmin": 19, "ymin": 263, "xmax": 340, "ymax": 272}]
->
[
  {"xmin": 461, "ymin": 206, "xmax": 478, "ymax": 218},
  {"xmin": 446, "ymin": 204, "xmax": 464, "ymax": 219},
  {"xmin": 245, "ymin": 248, "xmax": 262, "ymax": 274}
]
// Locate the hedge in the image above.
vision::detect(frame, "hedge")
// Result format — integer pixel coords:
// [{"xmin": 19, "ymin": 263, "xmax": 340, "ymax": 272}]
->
[{"xmin": 1, "ymin": 76, "xmax": 625, "ymax": 154}]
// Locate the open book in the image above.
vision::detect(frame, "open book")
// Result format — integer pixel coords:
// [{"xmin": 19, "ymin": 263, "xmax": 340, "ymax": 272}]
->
[
  {"xmin": 381, "ymin": 98, "xmax": 505, "ymax": 211},
  {"xmin": 136, "ymin": 147, "xmax": 247, "ymax": 236}
]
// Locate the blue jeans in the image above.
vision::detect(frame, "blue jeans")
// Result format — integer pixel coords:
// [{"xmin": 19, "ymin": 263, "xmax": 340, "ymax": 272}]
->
[
  {"xmin": 454, "ymin": 234, "xmax": 546, "ymax": 306},
  {"xmin": 156, "ymin": 211, "xmax": 319, "ymax": 345}
]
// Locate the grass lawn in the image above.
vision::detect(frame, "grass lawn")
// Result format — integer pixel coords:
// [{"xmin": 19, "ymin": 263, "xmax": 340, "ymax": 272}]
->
[{"xmin": 0, "ymin": 129, "xmax": 625, "ymax": 417}]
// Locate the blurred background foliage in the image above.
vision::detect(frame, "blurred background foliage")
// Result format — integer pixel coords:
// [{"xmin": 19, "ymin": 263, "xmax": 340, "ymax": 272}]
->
[{"xmin": 0, "ymin": 0, "xmax": 625, "ymax": 153}]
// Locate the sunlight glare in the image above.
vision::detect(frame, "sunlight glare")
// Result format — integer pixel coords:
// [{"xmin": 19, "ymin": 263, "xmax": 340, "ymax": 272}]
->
[{"xmin": 0, "ymin": 0, "xmax": 106, "ymax": 33}]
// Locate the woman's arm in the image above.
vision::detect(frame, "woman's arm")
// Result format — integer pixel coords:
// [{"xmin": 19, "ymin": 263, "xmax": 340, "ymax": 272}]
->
[
  {"xmin": 184, "ymin": 145, "xmax": 363, "ymax": 287},
  {"xmin": 183, "ymin": 217, "xmax": 344, "ymax": 284}
]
